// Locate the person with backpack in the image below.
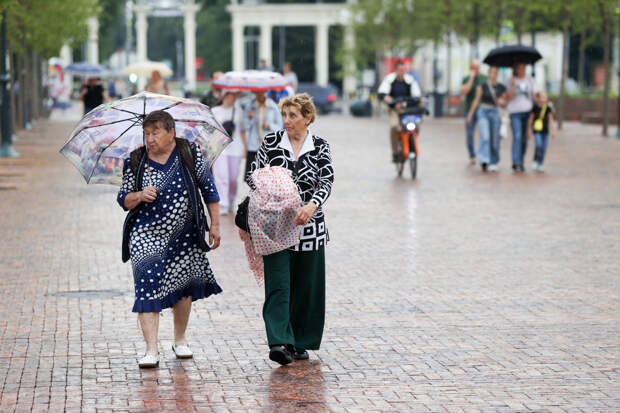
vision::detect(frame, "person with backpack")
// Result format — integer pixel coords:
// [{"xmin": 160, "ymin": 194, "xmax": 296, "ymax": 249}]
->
[
  {"xmin": 117, "ymin": 110, "xmax": 222, "ymax": 368},
  {"xmin": 244, "ymin": 93, "xmax": 334, "ymax": 366}
]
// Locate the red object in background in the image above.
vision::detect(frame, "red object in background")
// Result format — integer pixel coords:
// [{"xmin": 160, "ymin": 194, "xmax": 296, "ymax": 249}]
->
[
  {"xmin": 593, "ymin": 65, "xmax": 605, "ymax": 88},
  {"xmin": 327, "ymin": 93, "xmax": 336, "ymax": 102},
  {"xmin": 195, "ymin": 57, "xmax": 203, "ymax": 69},
  {"xmin": 382, "ymin": 57, "xmax": 412, "ymax": 78}
]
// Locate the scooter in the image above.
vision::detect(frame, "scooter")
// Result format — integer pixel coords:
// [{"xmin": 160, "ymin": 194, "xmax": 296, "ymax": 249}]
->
[{"xmin": 389, "ymin": 97, "xmax": 429, "ymax": 179}]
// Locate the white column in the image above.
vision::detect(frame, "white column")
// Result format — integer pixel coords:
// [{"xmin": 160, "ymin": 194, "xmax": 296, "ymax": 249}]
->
[
  {"xmin": 259, "ymin": 23, "xmax": 272, "ymax": 69},
  {"xmin": 60, "ymin": 44, "xmax": 73, "ymax": 99},
  {"xmin": 182, "ymin": 2, "xmax": 200, "ymax": 92},
  {"xmin": 134, "ymin": 4, "xmax": 148, "ymax": 63},
  {"xmin": 315, "ymin": 23, "xmax": 329, "ymax": 86},
  {"xmin": 87, "ymin": 17, "xmax": 99, "ymax": 64},
  {"xmin": 343, "ymin": 23, "xmax": 356, "ymax": 98},
  {"xmin": 232, "ymin": 20, "xmax": 244, "ymax": 71}
]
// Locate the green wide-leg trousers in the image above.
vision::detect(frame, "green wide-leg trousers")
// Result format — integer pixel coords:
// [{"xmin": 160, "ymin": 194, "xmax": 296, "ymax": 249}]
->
[{"xmin": 262, "ymin": 247, "xmax": 325, "ymax": 351}]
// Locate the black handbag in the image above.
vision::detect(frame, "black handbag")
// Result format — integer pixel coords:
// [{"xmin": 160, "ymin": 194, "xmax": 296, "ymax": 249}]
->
[
  {"xmin": 221, "ymin": 105, "xmax": 236, "ymax": 136},
  {"xmin": 235, "ymin": 196, "xmax": 250, "ymax": 232}
]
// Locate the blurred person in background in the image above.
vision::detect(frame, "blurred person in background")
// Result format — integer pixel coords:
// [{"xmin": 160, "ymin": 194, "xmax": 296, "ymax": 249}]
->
[
  {"xmin": 378, "ymin": 60, "xmax": 422, "ymax": 163},
  {"xmin": 505, "ymin": 62, "xmax": 536, "ymax": 172},
  {"xmin": 79, "ymin": 77, "xmax": 107, "ymax": 115},
  {"xmin": 282, "ymin": 62, "xmax": 298, "ymax": 92},
  {"xmin": 527, "ymin": 91, "xmax": 556, "ymax": 172},
  {"xmin": 467, "ymin": 66, "xmax": 507, "ymax": 172},
  {"xmin": 242, "ymin": 91, "xmax": 283, "ymax": 179},
  {"xmin": 201, "ymin": 71, "xmax": 223, "ymax": 108},
  {"xmin": 145, "ymin": 70, "xmax": 170, "ymax": 95},
  {"xmin": 212, "ymin": 91, "xmax": 245, "ymax": 214},
  {"xmin": 461, "ymin": 59, "xmax": 487, "ymax": 164}
]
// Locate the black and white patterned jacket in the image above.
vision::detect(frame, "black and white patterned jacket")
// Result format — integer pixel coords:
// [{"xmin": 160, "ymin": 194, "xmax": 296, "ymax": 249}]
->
[{"xmin": 246, "ymin": 129, "xmax": 334, "ymax": 251}]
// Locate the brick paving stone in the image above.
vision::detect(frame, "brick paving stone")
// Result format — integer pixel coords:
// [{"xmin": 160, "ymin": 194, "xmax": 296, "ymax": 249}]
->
[{"xmin": 0, "ymin": 109, "xmax": 618, "ymax": 412}]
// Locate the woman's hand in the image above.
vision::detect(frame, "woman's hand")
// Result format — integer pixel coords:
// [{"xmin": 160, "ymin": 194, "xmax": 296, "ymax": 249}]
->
[
  {"xmin": 295, "ymin": 202, "xmax": 318, "ymax": 226},
  {"xmin": 466, "ymin": 114, "xmax": 473, "ymax": 125},
  {"xmin": 140, "ymin": 186, "xmax": 157, "ymax": 203},
  {"xmin": 209, "ymin": 225, "xmax": 221, "ymax": 250}
]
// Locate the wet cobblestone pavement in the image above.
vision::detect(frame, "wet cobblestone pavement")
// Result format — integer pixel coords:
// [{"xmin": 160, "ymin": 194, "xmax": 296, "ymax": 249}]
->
[{"xmin": 0, "ymin": 111, "xmax": 618, "ymax": 412}]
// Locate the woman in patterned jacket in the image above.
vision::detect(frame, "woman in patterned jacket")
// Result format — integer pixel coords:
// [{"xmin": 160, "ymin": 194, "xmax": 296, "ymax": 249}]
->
[{"xmin": 246, "ymin": 93, "xmax": 334, "ymax": 365}]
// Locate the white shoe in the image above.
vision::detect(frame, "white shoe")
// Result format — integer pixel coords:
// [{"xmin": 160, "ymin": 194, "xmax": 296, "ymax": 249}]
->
[
  {"xmin": 219, "ymin": 208, "xmax": 229, "ymax": 216},
  {"xmin": 488, "ymin": 164, "xmax": 498, "ymax": 172},
  {"xmin": 172, "ymin": 343, "xmax": 193, "ymax": 359},
  {"xmin": 138, "ymin": 353, "xmax": 159, "ymax": 368},
  {"xmin": 531, "ymin": 161, "xmax": 539, "ymax": 170},
  {"xmin": 536, "ymin": 164, "xmax": 545, "ymax": 172}
]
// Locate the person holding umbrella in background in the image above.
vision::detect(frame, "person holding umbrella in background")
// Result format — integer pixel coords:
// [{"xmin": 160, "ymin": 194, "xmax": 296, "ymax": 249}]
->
[
  {"xmin": 505, "ymin": 62, "xmax": 536, "ymax": 172},
  {"xmin": 483, "ymin": 45, "xmax": 542, "ymax": 172}
]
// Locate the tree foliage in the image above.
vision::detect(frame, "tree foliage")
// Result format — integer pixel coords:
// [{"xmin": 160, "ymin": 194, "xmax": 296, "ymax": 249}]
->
[{"xmin": 3, "ymin": 0, "xmax": 97, "ymax": 57}]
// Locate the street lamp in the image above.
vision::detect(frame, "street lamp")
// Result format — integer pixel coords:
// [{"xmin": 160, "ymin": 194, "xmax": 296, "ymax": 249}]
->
[{"xmin": 0, "ymin": 10, "xmax": 19, "ymax": 158}]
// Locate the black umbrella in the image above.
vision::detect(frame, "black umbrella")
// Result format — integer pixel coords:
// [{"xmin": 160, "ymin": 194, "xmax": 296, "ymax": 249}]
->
[{"xmin": 483, "ymin": 44, "xmax": 542, "ymax": 67}]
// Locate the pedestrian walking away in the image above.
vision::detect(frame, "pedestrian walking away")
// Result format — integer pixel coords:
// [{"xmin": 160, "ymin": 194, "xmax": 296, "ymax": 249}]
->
[
  {"xmin": 242, "ymin": 91, "xmax": 283, "ymax": 180},
  {"xmin": 461, "ymin": 59, "xmax": 487, "ymax": 164},
  {"xmin": 527, "ymin": 91, "xmax": 556, "ymax": 172},
  {"xmin": 506, "ymin": 62, "xmax": 536, "ymax": 172},
  {"xmin": 117, "ymin": 110, "xmax": 222, "ymax": 368},
  {"xmin": 212, "ymin": 90, "xmax": 245, "ymax": 214},
  {"xmin": 378, "ymin": 60, "xmax": 422, "ymax": 163},
  {"xmin": 467, "ymin": 66, "xmax": 507, "ymax": 172},
  {"xmin": 78, "ymin": 77, "xmax": 107, "ymax": 115},
  {"xmin": 245, "ymin": 93, "xmax": 334, "ymax": 366}
]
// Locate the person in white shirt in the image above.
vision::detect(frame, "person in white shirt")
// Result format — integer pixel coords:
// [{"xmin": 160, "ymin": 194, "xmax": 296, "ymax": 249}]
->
[
  {"xmin": 377, "ymin": 60, "xmax": 422, "ymax": 162},
  {"xmin": 505, "ymin": 63, "xmax": 536, "ymax": 172},
  {"xmin": 212, "ymin": 91, "xmax": 245, "ymax": 214}
]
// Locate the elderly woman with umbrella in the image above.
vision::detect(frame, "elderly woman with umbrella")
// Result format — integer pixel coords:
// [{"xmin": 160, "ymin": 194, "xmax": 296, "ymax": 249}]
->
[
  {"xmin": 60, "ymin": 93, "xmax": 231, "ymax": 368},
  {"xmin": 484, "ymin": 45, "xmax": 542, "ymax": 172}
]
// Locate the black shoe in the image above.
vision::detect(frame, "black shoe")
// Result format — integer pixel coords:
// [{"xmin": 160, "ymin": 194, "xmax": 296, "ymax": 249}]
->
[
  {"xmin": 481, "ymin": 162, "xmax": 488, "ymax": 172},
  {"xmin": 293, "ymin": 349, "xmax": 309, "ymax": 360},
  {"xmin": 518, "ymin": 165, "xmax": 525, "ymax": 172},
  {"xmin": 512, "ymin": 164, "xmax": 518, "ymax": 171},
  {"xmin": 269, "ymin": 345, "xmax": 293, "ymax": 366}
]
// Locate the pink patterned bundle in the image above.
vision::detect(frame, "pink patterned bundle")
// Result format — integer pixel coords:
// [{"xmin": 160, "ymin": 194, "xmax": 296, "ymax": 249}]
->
[{"xmin": 242, "ymin": 166, "xmax": 303, "ymax": 285}]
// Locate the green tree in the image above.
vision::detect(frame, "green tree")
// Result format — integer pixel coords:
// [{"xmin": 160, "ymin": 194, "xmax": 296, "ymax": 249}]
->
[
  {"xmin": 2, "ymin": 0, "xmax": 97, "ymax": 128},
  {"xmin": 196, "ymin": 0, "xmax": 231, "ymax": 75}
]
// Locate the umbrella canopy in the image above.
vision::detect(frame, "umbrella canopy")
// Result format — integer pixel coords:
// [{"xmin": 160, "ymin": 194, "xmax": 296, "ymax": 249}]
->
[
  {"xmin": 65, "ymin": 62, "xmax": 109, "ymax": 76},
  {"xmin": 60, "ymin": 92, "xmax": 231, "ymax": 185},
  {"xmin": 483, "ymin": 45, "xmax": 542, "ymax": 67},
  {"xmin": 123, "ymin": 61, "xmax": 173, "ymax": 77},
  {"xmin": 212, "ymin": 70, "xmax": 289, "ymax": 92}
]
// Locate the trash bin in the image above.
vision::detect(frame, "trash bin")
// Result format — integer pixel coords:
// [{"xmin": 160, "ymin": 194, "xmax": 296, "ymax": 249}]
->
[
  {"xmin": 349, "ymin": 99, "xmax": 372, "ymax": 117},
  {"xmin": 433, "ymin": 92, "xmax": 445, "ymax": 118}
]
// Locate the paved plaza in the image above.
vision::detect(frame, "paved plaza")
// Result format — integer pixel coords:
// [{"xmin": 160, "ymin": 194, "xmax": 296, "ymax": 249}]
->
[{"xmin": 0, "ymin": 109, "xmax": 618, "ymax": 412}]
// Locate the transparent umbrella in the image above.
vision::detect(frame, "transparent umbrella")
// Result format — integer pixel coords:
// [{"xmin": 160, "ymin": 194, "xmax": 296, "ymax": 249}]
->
[{"xmin": 59, "ymin": 92, "xmax": 231, "ymax": 185}]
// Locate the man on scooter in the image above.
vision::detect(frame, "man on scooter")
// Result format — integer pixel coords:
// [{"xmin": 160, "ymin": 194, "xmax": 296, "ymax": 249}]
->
[{"xmin": 378, "ymin": 60, "xmax": 422, "ymax": 162}]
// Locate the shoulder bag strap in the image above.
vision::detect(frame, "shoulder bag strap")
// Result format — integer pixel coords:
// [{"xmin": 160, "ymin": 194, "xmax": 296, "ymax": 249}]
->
[
  {"xmin": 486, "ymin": 81, "xmax": 498, "ymax": 106},
  {"xmin": 175, "ymin": 138, "xmax": 200, "ymax": 187}
]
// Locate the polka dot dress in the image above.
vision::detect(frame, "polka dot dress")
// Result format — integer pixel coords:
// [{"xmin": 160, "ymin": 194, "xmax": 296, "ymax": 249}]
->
[{"xmin": 117, "ymin": 146, "xmax": 222, "ymax": 313}]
